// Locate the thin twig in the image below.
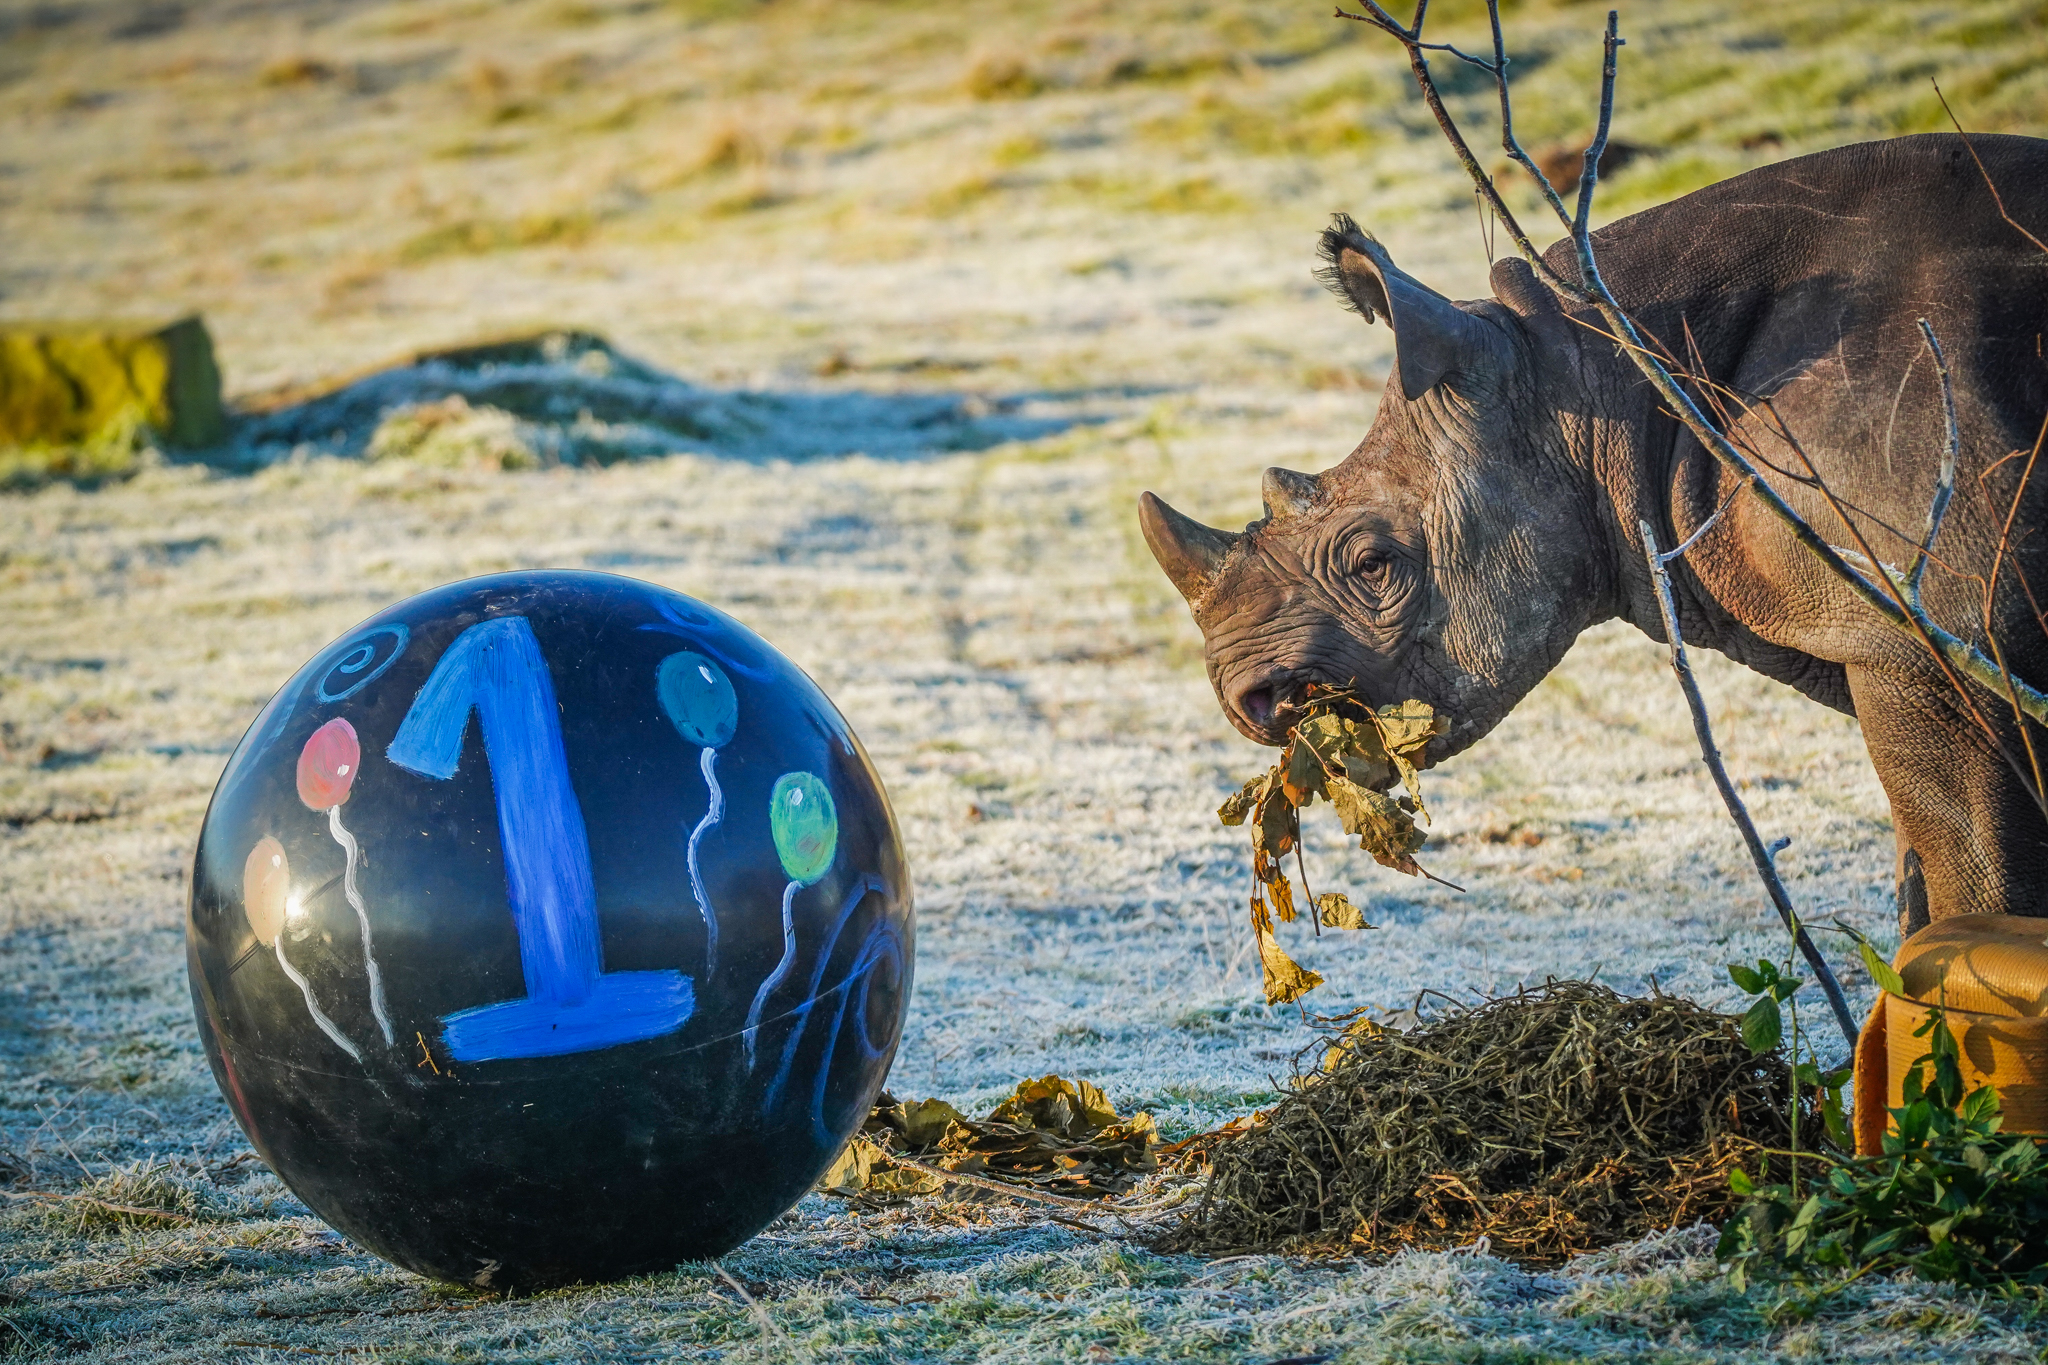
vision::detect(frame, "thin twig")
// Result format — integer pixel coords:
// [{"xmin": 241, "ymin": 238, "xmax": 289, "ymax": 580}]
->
[
  {"xmin": 1640, "ymin": 519, "xmax": 1859, "ymax": 1050},
  {"xmin": 1909, "ymin": 319, "xmax": 1959, "ymax": 610},
  {"xmin": 714, "ymin": 1264, "xmax": 784, "ymax": 1341},
  {"xmin": 1980, "ymin": 414, "xmax": 2048, "ymax": 806},
  {"xmin": 1660, "ymin": 484, "xmax": 1742, "ymax": 564},
  {"xmin": 0, "ymin": 1189, "xmax": 194, "ymax": 1224},
  {"xmin": 1935, "ymin": 82, "xmax": 2048, "ymax": 257},
  {"xmin": 873, "ymin": 1151, "xmax": 1112, "ymax": 1212},
  {"xmin": 1572, "ymin": 12, "xmax": 1624, "ymax": 242}
]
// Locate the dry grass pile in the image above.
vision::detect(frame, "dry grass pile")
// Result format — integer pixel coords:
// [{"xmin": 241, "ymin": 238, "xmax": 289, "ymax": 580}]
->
[{"xmin": 1166, "ymin": 981, "xmax": 1812, "ymax": 1265}]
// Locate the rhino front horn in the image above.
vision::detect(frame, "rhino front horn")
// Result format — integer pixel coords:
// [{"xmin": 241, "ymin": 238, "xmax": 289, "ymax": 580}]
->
[{"xmin": 1139, "ymin": 492, "xmax": 1238, "ymax": 603}]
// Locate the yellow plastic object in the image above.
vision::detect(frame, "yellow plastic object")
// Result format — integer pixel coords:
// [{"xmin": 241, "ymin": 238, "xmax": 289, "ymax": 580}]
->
[
  {"xmin": 1853, "ymin": 914, "xmax": 2048, "ymax": 1155},
  {"xmin": 0, "ymin": 316, "xmax": 224, "ymax": 449}
]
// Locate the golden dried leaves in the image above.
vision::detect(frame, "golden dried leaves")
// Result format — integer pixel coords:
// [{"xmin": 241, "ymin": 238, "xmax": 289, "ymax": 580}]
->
[
  {"xmin": 1220, "ymin": 700, "xmax": 1447, "ymax": 1005},
  {"xmin": 817, "ymin": 1074, "xmax": 1160, "ymax": 1203}
]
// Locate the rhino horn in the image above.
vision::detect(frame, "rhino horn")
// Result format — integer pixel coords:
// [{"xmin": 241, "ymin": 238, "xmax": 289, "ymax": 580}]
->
[
  {"xmin": 1262, "ymin": 466, "xmax": 1321, "ymax": 523},
  {"xmin": 1316, "ymin": 213, "xmax": 1494, "ymax": 402},
  {"xmin": 1139, "ymin": 491, "xmax": 1238, "ymax": 602}
]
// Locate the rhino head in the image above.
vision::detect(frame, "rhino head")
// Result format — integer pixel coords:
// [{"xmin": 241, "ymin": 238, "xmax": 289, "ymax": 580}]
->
[{"xmin": 1141, "ymin": 217, "xmax": 1617, "ymax": 762}]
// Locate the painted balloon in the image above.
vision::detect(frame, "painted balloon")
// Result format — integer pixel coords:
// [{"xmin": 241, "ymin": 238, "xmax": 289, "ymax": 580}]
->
[
  {"xmin": 770, "ymin": 772, "xmax": 837, "ymax": 886},
  {"xmin": 657, "ymin": 651, "xmax": 737, "ymax": 748},
  {"xmin": 297, "ymin": 718, "xmax": 361, "ymax": 811},
  {"xmin": 243, "ymin": 836, "xmax": 290, "ymax": 947}
]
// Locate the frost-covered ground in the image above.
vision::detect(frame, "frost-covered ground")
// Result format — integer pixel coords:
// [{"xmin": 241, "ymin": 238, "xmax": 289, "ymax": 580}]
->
[{"xmin": 5, "ymin": 0, "xmax": 2048, "ymax": 1359}]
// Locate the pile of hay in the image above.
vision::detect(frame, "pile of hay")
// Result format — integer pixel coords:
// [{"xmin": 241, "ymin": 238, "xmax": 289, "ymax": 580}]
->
[{"xmin": 1164, "ymin": 981, "xmax": 1813, "ymax": 1265}]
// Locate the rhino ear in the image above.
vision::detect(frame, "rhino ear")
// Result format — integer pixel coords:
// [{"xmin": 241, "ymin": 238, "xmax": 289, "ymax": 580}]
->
[
  {"xmin": 1491, "ymin": 256, "xmax": 1563, "ymax": 320},
  {"xmin": 1317, "ymin": 214, "xmax": 1498, "ymax": 402},
  {"xmin": 1139, "ymin": 492, "xmax": 1238, "ymax": 604}
]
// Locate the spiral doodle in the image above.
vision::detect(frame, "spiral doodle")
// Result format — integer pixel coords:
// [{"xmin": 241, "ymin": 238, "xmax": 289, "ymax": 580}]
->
[
  {"xmin": 761, "ymin": 874, "xmax": 899, "ymax": 1138},
  {"xmin": 316, "ymin": 624, "xmax": 410, "ymax": 704}
]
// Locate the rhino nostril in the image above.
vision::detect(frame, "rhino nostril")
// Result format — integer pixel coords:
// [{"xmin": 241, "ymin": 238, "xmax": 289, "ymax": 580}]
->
[{"xmin": 1241, "ymin": 687, "xmax": 1275, "ymax": 727}]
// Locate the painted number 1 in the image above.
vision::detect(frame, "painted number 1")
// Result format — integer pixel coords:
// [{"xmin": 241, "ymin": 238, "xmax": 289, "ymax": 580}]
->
[{"xmin": 387, "ymin": 616, "xmax": 693, "ymax": 1062}]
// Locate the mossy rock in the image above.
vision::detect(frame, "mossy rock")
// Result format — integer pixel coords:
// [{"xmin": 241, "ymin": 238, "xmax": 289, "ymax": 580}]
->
[{"xmin": 0, "ymin": 315, "xmax": 225, "ymax": 450}]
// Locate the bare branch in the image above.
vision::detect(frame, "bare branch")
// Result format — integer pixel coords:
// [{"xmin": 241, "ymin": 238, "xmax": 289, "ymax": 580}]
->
[
  {"xmin": 1936, "ymin": 82, "xmax": 2048, "ymax": 257},
  {"xmin": 1335, "ymin": 3, "xmax": 1589, "ymax": 302},
  {"xmin": 1909, "ymin": 319, "xmax": 1959, "ymax": 610},
  {"xmin": 1657, "ymin": 482, "xmax": 1742, "ymax": 565},
  {"xmin": 1639, "ymin": 520, "xmax": 1859, "ymax": 1050},
  {"xmin": 1980, "ymin": 413, "xmax": 2048, "ymax": 813},
  {"xmin": 1572, "ymin": 12, "xmax": 1623, "ymax": 241}
]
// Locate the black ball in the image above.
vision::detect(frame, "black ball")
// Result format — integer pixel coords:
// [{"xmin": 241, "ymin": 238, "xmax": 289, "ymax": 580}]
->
[{"xmin": 186, "ymin": 571, "xmax": 912, "ymax": 1287}]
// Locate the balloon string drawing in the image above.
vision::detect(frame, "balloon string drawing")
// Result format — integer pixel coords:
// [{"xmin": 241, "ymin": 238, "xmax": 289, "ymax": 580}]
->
[
  {"xmin": 242, "ymin": 836, "xmax": 363, "ymax": 1061},
  {"xmin": 689, "ymin": 748, "xmax": 725, "ymax": 967},
  {"xmin": 742, "ymin": 771, "xmax": 840, "ymax": 1070},
  {"xmin": 761, "ymin": 873, "xmax": 900, "ymax": 1144},
  {"xmin": 388, "ymin": 616, "xmax": 694, "ymax": 1063},
  {"xmin": 298, "ymin": 718, "xmax": 395, "ymax": 1046},
  {"xmin": 658, "ymin": 650, "xmax": 739, "ymax": 978}
]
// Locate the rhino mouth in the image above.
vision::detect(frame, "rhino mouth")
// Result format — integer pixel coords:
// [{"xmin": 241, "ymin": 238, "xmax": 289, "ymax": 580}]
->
[{"xmin": 1231, "ymin": 669, "xmax": 1315, "ymax": 744}]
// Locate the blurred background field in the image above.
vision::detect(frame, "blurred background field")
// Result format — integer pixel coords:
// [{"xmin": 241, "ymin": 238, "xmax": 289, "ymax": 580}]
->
[{"xmin": 4, "ymin": 0, "xmax": 2048, "ymax": 1360}]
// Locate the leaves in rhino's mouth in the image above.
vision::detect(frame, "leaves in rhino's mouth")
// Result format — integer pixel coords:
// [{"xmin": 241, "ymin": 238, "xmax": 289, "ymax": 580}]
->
[{"xmin": 1218, "ymin": 692, "xmax": 1450, "ymax": 1005}]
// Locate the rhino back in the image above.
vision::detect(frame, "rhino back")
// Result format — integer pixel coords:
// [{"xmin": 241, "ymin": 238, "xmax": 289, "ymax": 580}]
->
[
  {"xmin": 1551, "ymin": 134, "xmax": 2048, "ymax": 598},
  {"xmin": 1549, "ymin": 134, "xmax": 2048, "ymax": 465}
]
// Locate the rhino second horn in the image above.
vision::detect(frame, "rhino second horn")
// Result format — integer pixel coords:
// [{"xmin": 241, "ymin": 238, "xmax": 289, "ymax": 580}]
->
[
  {"xmin": 1262, "ymin": 467, "xmax": 1321, "ymax": 523},
  {"xmin": 1139, "ymin": 492, "xmax": 1238, "ymax": 602}
]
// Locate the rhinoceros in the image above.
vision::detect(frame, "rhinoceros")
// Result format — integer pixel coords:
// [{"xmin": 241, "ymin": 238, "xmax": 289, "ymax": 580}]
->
[{"xmin": 1140, "ymin": 133, "xmax": 2048, "ymax": 934}]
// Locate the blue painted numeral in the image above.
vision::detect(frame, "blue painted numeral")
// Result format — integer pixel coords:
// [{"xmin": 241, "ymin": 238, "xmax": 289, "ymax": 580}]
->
[{"xmin": 387, "ymin": 616, "xmax": 692, "ymax": 1062}]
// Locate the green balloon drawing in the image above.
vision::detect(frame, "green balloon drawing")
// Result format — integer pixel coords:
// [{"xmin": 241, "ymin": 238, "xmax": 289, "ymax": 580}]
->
[
  {"xmin": 770, "ymin": 772, "xmax": 837, "ymax": 886},
  {"xmin": 656, "ymin": 651, "xmax": 737, "ymax": 747}
]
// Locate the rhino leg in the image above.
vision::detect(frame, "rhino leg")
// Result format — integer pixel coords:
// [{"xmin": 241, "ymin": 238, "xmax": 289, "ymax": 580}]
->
[
  {"xmin": 1848, "ymin": 663, "xmax": 2048, "ymax": 922},
  {"xmin": 1895, "ymin": 841, "xmax": 1929, "ymax": 939}
]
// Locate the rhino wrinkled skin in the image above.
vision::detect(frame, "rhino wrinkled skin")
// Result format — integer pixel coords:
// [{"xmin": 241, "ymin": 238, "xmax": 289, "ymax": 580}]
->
[{"xmin": 1141, "ymin": 134, "xmax": 2048, "ymax": 934}]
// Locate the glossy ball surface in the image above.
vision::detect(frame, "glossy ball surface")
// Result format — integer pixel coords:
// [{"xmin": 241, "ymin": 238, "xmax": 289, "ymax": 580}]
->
[{"xmin": 187, "ymin": 571, "xmax": 912, "ymax": 1288}]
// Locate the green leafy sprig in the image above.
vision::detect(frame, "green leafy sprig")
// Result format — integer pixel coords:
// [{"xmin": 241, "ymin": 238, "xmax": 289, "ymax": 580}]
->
[{"xmin": 1718, "ymin": 946, "xmax": 2048, "ymax": 1291}]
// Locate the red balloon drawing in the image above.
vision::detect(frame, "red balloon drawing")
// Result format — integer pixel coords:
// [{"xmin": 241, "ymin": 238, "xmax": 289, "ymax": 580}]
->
[{"xmin": 298, "ymin": 718, "xmax": 361, "ymax": 811}]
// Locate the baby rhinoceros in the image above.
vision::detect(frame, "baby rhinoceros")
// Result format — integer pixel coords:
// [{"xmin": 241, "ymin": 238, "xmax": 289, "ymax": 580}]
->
[{"xmin": 1141, "ymin": 133, "xmax": 2048, "ymax": 934}]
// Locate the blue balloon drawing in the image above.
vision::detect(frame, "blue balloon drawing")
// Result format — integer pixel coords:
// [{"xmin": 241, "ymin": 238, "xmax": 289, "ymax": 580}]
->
[{"xmin": 658, "ymin": 650, "xmax": 739, "ymax": 976}]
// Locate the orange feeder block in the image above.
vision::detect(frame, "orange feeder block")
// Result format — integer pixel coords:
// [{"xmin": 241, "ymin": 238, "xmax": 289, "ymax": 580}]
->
[{"xmin": 1853, "ymin": 914, "xmax": 2048, "ymax": 1156}]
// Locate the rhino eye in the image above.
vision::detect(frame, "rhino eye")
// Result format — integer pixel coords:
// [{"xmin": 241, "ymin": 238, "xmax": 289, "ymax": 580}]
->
[{"xmin": 1349, "ymin": 549, "xmax": 1391, "ymax": 580}]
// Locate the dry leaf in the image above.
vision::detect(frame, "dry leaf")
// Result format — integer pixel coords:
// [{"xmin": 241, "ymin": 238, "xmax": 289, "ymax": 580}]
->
[
  {"xmin": 1316, "ymin": 891, "xmax": 1372, "ymax": 930},
  {"xmin": 892, "ymin": 1097, "xmax": 966, "ymax": 1147},
  {"xmin": 821, "ymin": 1077, "xmax": 1160, "ymax": 1203},
  {"xmin": 1326, "ymin": 774, "xmax": 1424, "ymax": 875},
  {"xmin": 1218, "ymin": 775, "xmax": 1263, "ymax": 826},
  {"xmin": 1219, "ymin": 698, "xmax": 1444, "ymax": 1005},
  {"xmin": 1257, "ymin": 923, "xmax": 1324, "ymax": 1005}
]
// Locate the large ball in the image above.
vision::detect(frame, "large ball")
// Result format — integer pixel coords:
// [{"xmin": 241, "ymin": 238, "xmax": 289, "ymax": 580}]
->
[{"xmin": 186, "ymin": 571, "xmax": 912, "ymax": 1287}]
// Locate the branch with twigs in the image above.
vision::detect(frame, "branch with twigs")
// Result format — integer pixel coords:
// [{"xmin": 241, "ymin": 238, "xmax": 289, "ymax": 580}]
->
[
  {"xmin": 1639, "ymin": 520, "xmax": 1859, "ymax": 1050},
  {"xmin": 1336, "ymin": 1, "xmax": 2048, "ymax": 730}
]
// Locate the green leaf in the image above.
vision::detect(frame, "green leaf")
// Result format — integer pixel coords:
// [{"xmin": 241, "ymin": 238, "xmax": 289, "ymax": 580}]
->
[
  {"xmin": 1728, "ymin": 1165, "xmax": 1755, "ymax": 1196},
  {"xmin": 1860, "ymin": 940, "xmax": 1906, "ymax": 996},
  {"xmin": 1822, "ymin": 1085, "xmax": 1850, "ymax": 1149},
  {"xmin": 1740, "ymin": 995, "xmax": 1783, "ymax": 1055},
  {"xmin": 1728, "ymin": 963, "xmax": 1765, "ymax": 995}
]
